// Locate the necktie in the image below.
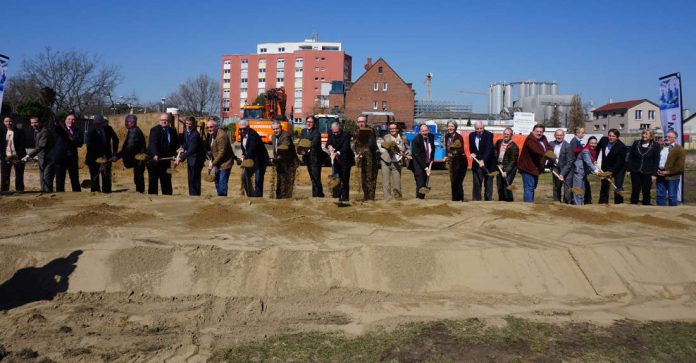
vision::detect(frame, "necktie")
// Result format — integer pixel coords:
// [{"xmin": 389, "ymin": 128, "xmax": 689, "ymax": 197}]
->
[
  {"xmin": 69, "ymin": 128, "xmax": 74, "ymax": 138},
  {"xmin": 165, "ymin": 128, "xmax": 170, "ymax": 146},
  {"xmin": 425, "ymin": 139, "xmax": 430, "ymax": 163}
]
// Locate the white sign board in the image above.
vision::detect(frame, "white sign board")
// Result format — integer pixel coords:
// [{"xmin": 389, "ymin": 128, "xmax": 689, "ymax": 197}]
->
[{"xmin": 513, "ymin": 112, "xmax": 535, "ymax": 135}]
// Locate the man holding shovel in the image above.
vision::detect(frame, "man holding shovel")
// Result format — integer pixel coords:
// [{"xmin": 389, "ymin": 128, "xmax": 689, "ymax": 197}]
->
[
  {"xmin": 549, "ymin": 129, "xmax": 574, "ymax": 203},
  {"xmin": 177, "ymin": 116, "xmax": 206, "ymax": 196},
  {"xmin": 518, "ymin": 124, "xmax": 552, "ymax": 203},
  {"xmin": 326, "ymin": 122, "xmax": 354, "ymax": 203},
  {"xmin": 494, "ymin": 127, "xmax": 519, "ymax": 202},
  {"xmin": 469, "ymin": 121, "xmax": 496, "ymax": 201},
  {"xmin": 443, "ymin": 121, "xmax": 466, "ymax": 201},
  {"xmin": 116, "ymin": 114, "xmax": 147, "ymax": 193},
  {"xmin": 85, "ymin": 115, "xmax": 119, "ymax": 193},
  {"xmin": 270, "ymin": 120, "xmax": 299, "ymax": 199},
  {"xmin": 353, "ymin": 116, "xmax": 379, "ymax": 201},
  {"xmin": 596, "ymin": 129, "xmax": 627, "ymax": 204},
  {"xmin": 411, "ymin": 124, "xmax": 435, "ymax": 199},
  {"xmin": 206, "ymin": 119, "xmax": 236, "ymax": 197},
  {"xmin": 147, "ymin": 113, "xmax": 179, "ymax": 195}
]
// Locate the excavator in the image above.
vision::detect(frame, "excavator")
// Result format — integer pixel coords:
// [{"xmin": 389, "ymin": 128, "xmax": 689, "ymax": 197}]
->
[{"xmin": 235, "ymin": 87, "xmax": 293, "ymax": 143}]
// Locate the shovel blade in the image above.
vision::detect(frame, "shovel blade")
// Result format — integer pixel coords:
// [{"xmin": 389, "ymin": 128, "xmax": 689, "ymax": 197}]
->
[
  {"xmin": 569, "ymin": 187, "xmax": 584, "ymax": 195},
  {"xmin": 418, "ymin": 187, "xmax": 431, "ymax": 195}
]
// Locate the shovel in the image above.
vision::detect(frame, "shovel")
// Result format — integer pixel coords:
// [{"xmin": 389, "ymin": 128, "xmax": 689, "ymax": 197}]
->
[
  {"xmin": 418, "ymin": 161, "xmax": 434, "ymax": 195},
  {"xmin": 167, "ymin": 149, "xmax": 184, "ymax": 174},
  {"xmin": 595, "ymin": 168, "xmax": 630, "ymax": 197},
  {"xmin": 470, "ymin": 153, "xmax": 499, "ymax": 177},
  {"xmin": 327, "ymin": 153, "xmax": 341, "ymax": 190},
  {"xmin": 496, "ymin": 165, "xmax": 517, "ymax": 191}
]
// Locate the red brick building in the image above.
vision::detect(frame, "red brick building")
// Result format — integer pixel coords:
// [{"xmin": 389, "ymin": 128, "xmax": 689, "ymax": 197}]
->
[
  {"xmin": 220, "ymin": 39, "xmax": 352, "ymax": 122},
  {"xmin": 338, "ymin": 58, "xmax": 415, "ymax": 126}
]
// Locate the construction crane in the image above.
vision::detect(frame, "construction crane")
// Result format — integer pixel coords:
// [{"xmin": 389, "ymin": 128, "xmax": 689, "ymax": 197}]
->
[{"xmin": 423, "ymin": 73, "xmax": 433, "ymax": 101}]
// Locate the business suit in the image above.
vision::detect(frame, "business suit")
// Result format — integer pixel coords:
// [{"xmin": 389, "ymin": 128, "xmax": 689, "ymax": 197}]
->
[
  {"xmin": 354, "ymin": 127, "xmax": 379, "ymax": 201},
  {"xmin": 596, "ymin": 137, "xmax": 627, "ymax": 204},
  {"xmin": 85, "ymin": 125, "xmax": 119, "ymax": 193},
  {"xmin": 469, "ymin": 130, "xmax": 495, "ymax": 201},
  {"xmin": 444, "ymin": 132, "xmax": 467, "ymax": 201},
  {"xmin": 240, "ymin": 127, "xmax": 269, "ymax": 197},
  {"xmin": 271, "ymin": 131, "xmax": 299, "ymax": 199},
  {"xmin": 572, "ymin": 148, "xmax": 599, "ymax": 205},
  {"xmin": 326, "ymin": 130, "xmax": 354, "ymax": 201},
  {"xmin": 300, "ymin": 126, "xmax": 324, "ymax": 197},
  {"xmin": 379, "ymin": 133, "xmax": 408, "ymax": 199},
  {"xmin": 1, "ymin": 126, "xmax": 27, "ymax": 192},
  {"xmin": 411, "ymin": 133, "xmax": 435, "ymax": 199},
  {"xmin": 495, "ymin": 139, "xmax": 519, "ymax": 202},
  {"xmin": 47, "ymin": 123, "xmax": 83, "ymax": 192},
  {"xmin": 208, "ymin": 128, "xmax": 236, "ymax": 196},
  {"xmin": 119, "ymin": 126, "xmax": 147, "ymax": 193},
  {"xmin": 181, "ymin": 127, "xmax": 206, "ymax": 196},
  {"xmin": 147, "ymin": 124, "xmax": 178, "ymax": 195},
  {"xmin": 626, "ymin": 140, "xmax": 660, "ymax": 205},
  {"xmin": 26, "ymin": 125, "xmax": 54, "ymax": 192},
  {"xmin": 549, "ymin": 139, "xmax": 574, "ymax": 203}
]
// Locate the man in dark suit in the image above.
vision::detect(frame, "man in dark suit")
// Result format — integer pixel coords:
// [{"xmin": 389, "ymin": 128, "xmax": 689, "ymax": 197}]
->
[
  {"xmin": 271, "ymin": 121, "xmax": 299, "ymax": 199},
  {"xmin": 411, "ymin": 124, "xmax": 435, "ymax": 199},
  {"xmin": 238, "ymin": 120, "xmax": 269, "ymax": 197},
  {"xmin": 299, "ymin": 116, "xmax": 324, "ymax": 197},
  {"xmin": 326, "ymin": 121, "xmax": 354, "ymax": 202},
  {"xmin": 85, "ymin": 115, "xmax": 119, "ymax": 193},
  {"xmin": 549, "ymin": 129, "xmax": 575, "ymax": 203},
  {"xmin": 23, "ymin": 117, "xmax": 54, "ymax": 192},
  {"xmin": 117, "ymin": 114, "xmax": 147, "ymax": 193},
  {"xmin": 47, "ymin": 113, "xmax": 84, "ymax": 192},
  {"xmin": 1, "ymin": 116, "xmax": 27, "ymax": 192},
  {"xmin": 468, "ymin": 121, "xmax": 495, "ymax": 201},
  {"xmin": 148, "ymin": 113, "xmax": 179, "ymax": 195},
  {"xmin": 354, "ymin": 116, "xmax": 380, "ymax": 201},
  {"xmin": 177, "ymin": 116, "xmax": 206, "ymax": 196},
  {"xmin": 596, "ymin": 128, "xmax": 627, "ymax": 204}
]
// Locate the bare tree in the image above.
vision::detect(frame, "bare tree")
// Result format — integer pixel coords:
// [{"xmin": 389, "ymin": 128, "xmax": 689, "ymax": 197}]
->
[
  {"xmin": 167, "ymin": 74, "xmax": 219, "ymax": 116},
  {"xmin": 19, "ymin": 47, "xmax": 121, "ymax": 114},
  {"xmin": 567, "ymin": 95, "xmax": 585, "ymax": 131}
]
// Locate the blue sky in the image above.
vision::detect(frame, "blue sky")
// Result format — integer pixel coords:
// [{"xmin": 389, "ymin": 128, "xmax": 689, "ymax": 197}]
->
[{"xmin": 2, "ymin": 0, "xmax": 694, "ymax": 113}]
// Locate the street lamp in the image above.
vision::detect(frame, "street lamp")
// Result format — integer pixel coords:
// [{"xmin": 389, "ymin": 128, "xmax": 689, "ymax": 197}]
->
[{"xmin": 161, "ymin": 97, "xmax": 166, "ymax": 112}]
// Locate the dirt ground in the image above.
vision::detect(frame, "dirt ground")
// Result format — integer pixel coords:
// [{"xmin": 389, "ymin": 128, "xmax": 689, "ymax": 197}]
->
[{"xmin": 1, "ymin": 155, "xmax": 696, "ymax": 362}]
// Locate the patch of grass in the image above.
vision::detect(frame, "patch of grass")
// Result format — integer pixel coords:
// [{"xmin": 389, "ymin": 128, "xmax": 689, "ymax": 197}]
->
[{"xmin": 213, "ymin": 318, "xmax": 696, "ymax": 362}]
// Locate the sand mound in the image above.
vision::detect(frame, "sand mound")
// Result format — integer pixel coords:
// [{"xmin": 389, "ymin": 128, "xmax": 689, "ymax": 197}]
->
[
  {"xmin": 188, "ymin": 202, "xmax": 248, "ymax": 227},
  {"xmin": 59, "ymin": 203, "xmax": 150, "ymax": 226},
  {"xmin": 0, "ymin": 197, "xmax": 57, "ymax": 214}
]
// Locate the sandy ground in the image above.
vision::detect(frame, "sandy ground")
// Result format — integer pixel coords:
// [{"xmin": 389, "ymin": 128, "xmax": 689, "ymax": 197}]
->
[{"xmin": 1, "ymin": 159, "xmax": 696, "ymax": 362}]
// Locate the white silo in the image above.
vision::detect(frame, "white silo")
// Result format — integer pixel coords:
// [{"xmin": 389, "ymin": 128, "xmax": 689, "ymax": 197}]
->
[
  {"xmin": 529, "ymin": 82, "xmax": 537, "ymax": 96},
  {"xmin": 519, "ymin": 82, "xmax": 528, "ymax": 99},
  {"xmin": 540, "ymin": 83, "xmax": 548, "ymax": 95},
  {"xmin": 504, "ymin": 84, "xmax": 513, "ymax": 108},
  {"xmin": 488, "ymin": 85, "xmax": 494, "ymax": 115},
  {"xmin": 551, "ymin": 82, "xmax": 558, "ymax": 95},
  {"xmin": 492, "ymin": 83, "xmax": 504, "ymax": 115}
]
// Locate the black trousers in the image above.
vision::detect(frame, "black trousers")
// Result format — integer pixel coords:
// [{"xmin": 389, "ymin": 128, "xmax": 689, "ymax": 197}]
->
[
  {"xmin": 307, "ymin": 162, "xmax": 324, "ymax": 197},
  {"xmin": 148, "ymin": 161, "xmax": 172, "ymax": 195},
  {"xmin": 414, "ymin": 169, "xmax": 428, "ymax": 199},
  {"xmin": 552, "ymin": 171, "xmax": 571, "ymax": 203},
  {"xmin": 242, "ymin": 165, "xmax": 266, "ymax": 197},
  {"xmin": 87, "ymin": 161, "xmax": 112, "ymax": 193},
  {"xmin": 496, "ymin": 168, "xmax": 517, "ymax": 202},
  {"xmin": 38, "ymin": 159, "xmax": 52, "ymax": 193},
  {"xmin": 331, "ymin": 162, "xmax": 352, "ymax": 202},
  {"xmin": 1, "ymin": 159, "xmax": 25, "ymax": 192},
  {"xmin": 132, "ymin": 163, "xmax": 146, "ymax": 193},
  {"xmin": 472, "ymin": 166, "xmax": 493, "ymax": 201},
  {"xmin": 599, "ymin": 169, "xmax": 625, "ymax": 204},
  {"xmin": 55, "ymin": 156, "xmax": 81, "ymax": 192},
  {"xmin": 630, "ymin": 172, "xmax": 653, "ymax": 205},
  {"xmin": 449, "ymin": 165, "xmax": 466, "ymax": 201},
  {"xmin": 584, "ymin": 178, "xmax": 592, "ymax": 204},
  {"xmin": 187, "ymin": 162, "xmax": 203, "ymax": 196}
]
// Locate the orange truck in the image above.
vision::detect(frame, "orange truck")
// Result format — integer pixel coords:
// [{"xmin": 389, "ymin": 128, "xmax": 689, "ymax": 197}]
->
[{"xmin": 235, "ymin": 88, "xmax": 292, "ymax": 143}]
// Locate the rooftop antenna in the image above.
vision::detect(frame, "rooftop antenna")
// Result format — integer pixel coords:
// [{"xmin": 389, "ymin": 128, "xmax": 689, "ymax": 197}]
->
[{"xmin": 311, "ymin": 32, "xmax": 318, "ymax": 42}]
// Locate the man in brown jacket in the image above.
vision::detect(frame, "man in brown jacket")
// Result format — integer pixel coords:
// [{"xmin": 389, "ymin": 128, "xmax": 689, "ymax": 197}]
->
[
  {"xmin": 206, "ymin": 119, "xmax": 236, "ymax": 196},
  {"xmin": 518, "ymin": 124, "xmax": 552, "ymax": 203},
  {"xmin": 656, "ymin": 130, "xmax": 685, "ymax": 206}
]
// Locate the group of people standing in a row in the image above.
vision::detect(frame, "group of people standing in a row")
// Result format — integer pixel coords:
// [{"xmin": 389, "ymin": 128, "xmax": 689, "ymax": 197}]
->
[{"xmin": 0, "ymin": 113, "xmax": 686, "ymax": 206}]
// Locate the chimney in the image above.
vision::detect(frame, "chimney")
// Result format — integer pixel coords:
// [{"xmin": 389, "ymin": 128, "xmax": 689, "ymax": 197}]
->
[{"xmin": 364, "ymin": 57, "xmax": 372, "ymax": 71}]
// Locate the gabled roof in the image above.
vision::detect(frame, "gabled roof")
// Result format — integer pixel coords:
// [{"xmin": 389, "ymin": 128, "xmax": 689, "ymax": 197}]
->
[
  {"xmin": 685, "ymin": 112, "xmax": 696, "ymax": 124},
  {"xmin": 351, "ymin": 58, "xmax": 414, "ymax": 93},
  {"xmin": 592, "ymin": 99, "xmax": 658, "ymax": 113}
]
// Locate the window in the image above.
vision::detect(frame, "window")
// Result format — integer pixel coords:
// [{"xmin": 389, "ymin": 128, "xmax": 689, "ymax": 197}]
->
[
  {"xmin": 260, "ymin": 48, "xmax": 267, "ymax": 53},
  {"xmin": 602, "ymin": 114, "xmax": 607, "ymax": 118},
  {"xmin": 259, "ymin": 68, "xmax": 266, "ymax": 73},
  {"xmin": 373, "ymin": 82, "xmax": 378, "ymax": 91},
  {"xmin": 241, "ymin": 78, "xmax": 248, "ymax": 83},
  {"xmin": 277, "ymin": 59, "xmax": 285, "ymax": 68},
  {"xmin": 277, "ymin": 77, "xmax": 284, "ymax": 82},
  {"xmin": 619, "ymin": 113, "xmax": 624, "ymax": 117},
  {"xmin": 314, "ymin": 67, "xmax": 319, "ymax": 71},
  {"xmin": 224, "ymin": 60, "xmax": 231, "ymax": 65},
  {"xmin": 223, "ymin": 89, "xmax": 230, "ymax": 97},
  {"xmin": 640, "ymin": 123, "xmax": 650, "ymax": 129},
  {"xmin": 321, "ymin": 57, "xmax": 325, "ymax": 61},
  {"xmin": 601, "ymin": 124, "xmax": 606, "ymax": 130},
  {"xmin": 259, "ymin": 78, "xmax": 266, "ymax": 82},
  {"xmin": 224, "ymin": 79, "xmax": 230, "ymax": 84},
  {"xmin": 382, "ymin": 101, "xmax": 388, "ymax": 110},
  {"xmin": 278, "ymin": 47, "xmax": 285, "ymax": 52},
  {"xmin": 383, "ymin": 82, "xmax": 388, "ymax": 91},
  {"xmin": 241, "ymin": 69, "xmax": 248, "ymax": 77},
  {"xmin": 314, "ymin": 77, "xmax": 319, "ymax": 81},
  {"xmin": 593, "ymin": 125, "xmax": 599, "ymax": 131},
  {"xmin": 224, "ymin": 69, "xmax": 231, "ymax": 74},
  {"xmin": 277, "ymin": 69, "xmax": 284, "ymax": 77},
  {"xmin": 315, "ymin": 57, "xmax": 320, "ymax": 61},
  {"xmin": 295, "ymin": 67, "xmax": 303, "ymax": 73},
  {"xmin": 378, "ymin": 66, "xmax": 383, "ymax": 74},
  {"xmin": 224, "ymin": 107, "xmax": 230, "ymax": 112},
  {"xmin": 619, "ymin": 123, "xmax": 625, "ymax": 129},
  {"xmin": 648, "ymin": 110, "xmax": 655, "ymax": 120},
  {"xmin": 295, "ymin": 88, "xmax": 303, "ymax": 98},
  {"xmin": 223, "ymin": 98, "xmax": 230, "ymax": 107},
  {"xmin": 295, "ymin": 57, "xmax": 304, "ymax": 65},
  {"xmin": 241, "ymin": 59, "xmax": 248, "ymax": 69},
  {"xmin": 635, "ymin": 110, "xmax": 642, "ymax": 120},
  {"xmin": 373, "ymin": 101, "xmax": 379, "ymax": 110}
]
